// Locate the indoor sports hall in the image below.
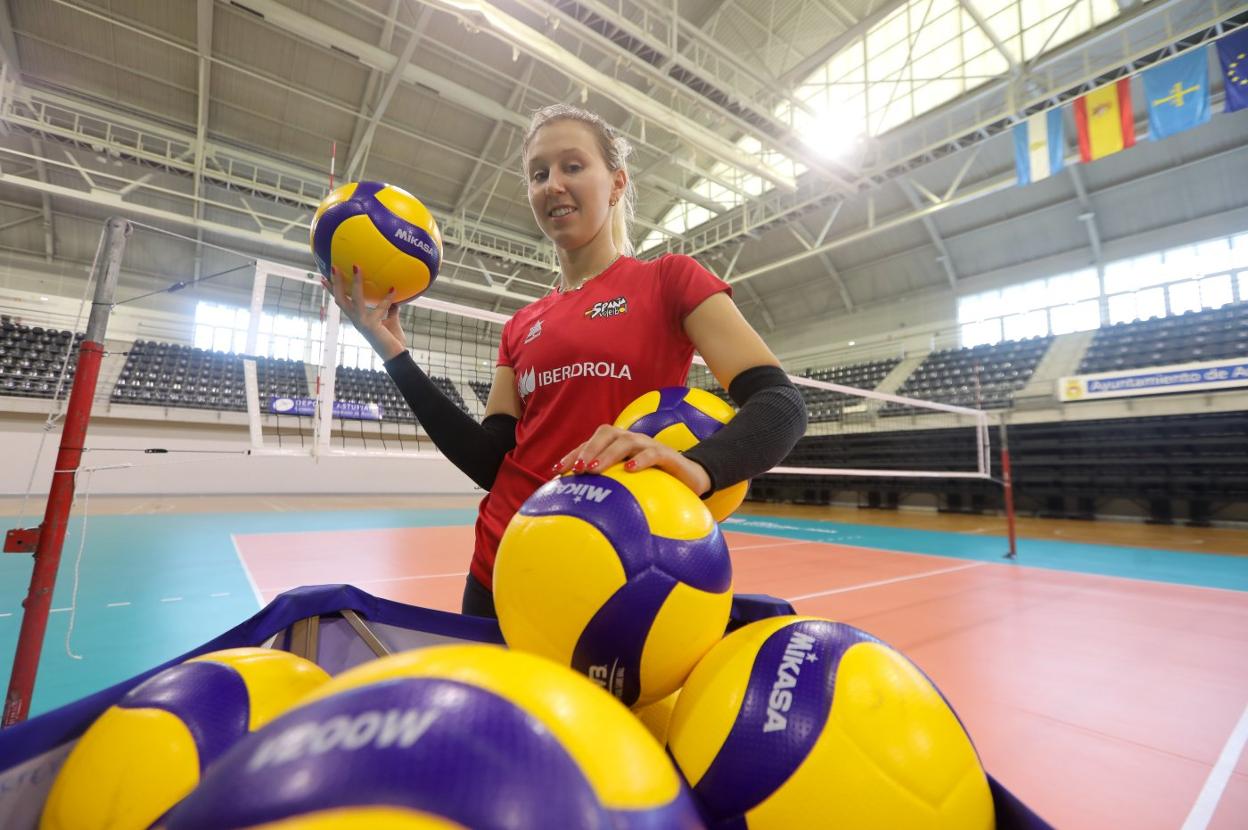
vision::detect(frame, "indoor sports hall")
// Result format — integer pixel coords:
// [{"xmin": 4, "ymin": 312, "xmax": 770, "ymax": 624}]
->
[{"xmin": 1, "ymin": 1, "xmax": 1247, "ymax": 829}]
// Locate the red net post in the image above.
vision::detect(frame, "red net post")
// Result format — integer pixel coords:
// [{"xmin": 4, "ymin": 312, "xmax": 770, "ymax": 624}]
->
[
  {"xmin": 1000, "ymin": 421, "xmax": 1018, "ymax": 560},
  {"xmin": 3, "ymin": 217, "xmax": 131, "ymax": 727}
]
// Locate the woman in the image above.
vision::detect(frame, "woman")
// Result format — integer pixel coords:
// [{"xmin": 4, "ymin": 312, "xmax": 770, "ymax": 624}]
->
[{"xmin": 324, "ymin": 104, "xmax": 807, "ymax": 617}]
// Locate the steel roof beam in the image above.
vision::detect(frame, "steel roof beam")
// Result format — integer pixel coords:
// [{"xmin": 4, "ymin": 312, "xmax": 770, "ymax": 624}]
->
[
  {"xmin": 525, "ymin": 0, "xmax": 859, "ymax": 194},
  {"xmin": 900, "ymin": 179, "xmax": 958, "ymax": 289},
  {"xmin": 420, "ymin": 0, "xmax": 795, "ymax": 191},
  {"xmin": 0, "ymin": 167, "xmax": 544, "ymax": 305},
  {"xmin": 778, "ymin": 0, "xmax": 910, "ymax": 86},
  {"xmin": 344, "ymin": 4, "xmax": 430, "ymax": 180}
]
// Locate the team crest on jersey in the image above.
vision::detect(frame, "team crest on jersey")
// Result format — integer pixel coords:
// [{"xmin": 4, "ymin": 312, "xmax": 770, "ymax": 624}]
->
[
  {"xmin": 586, "ymin": 296, "xmax": 628, "ymax": 319},
  {"xmin": 524, "ymin": 320, "xmax": 543, "ymax": 344},
  {"xmin": 517, "ymin": 367, "xmax": 536, "ymax": 400}
]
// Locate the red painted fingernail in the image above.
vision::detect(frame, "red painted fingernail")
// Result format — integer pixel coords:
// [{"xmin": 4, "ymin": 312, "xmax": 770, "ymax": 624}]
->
[
  {"xmin": 573, "ymin": 459, "xmax": 585, "ymax": 472},
  {"xmin": 587, "ymin": 459, "xmax": 599, "ymax": 470},
  {"xmin": 624, "ymin": 460, "xmax": 637, "ymax": 471}
]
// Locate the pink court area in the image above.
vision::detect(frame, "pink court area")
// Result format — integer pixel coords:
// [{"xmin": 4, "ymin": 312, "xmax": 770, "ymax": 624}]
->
[{"xmin": 233, "ymin": 526, "xmax": 1248, "ymax": 830}]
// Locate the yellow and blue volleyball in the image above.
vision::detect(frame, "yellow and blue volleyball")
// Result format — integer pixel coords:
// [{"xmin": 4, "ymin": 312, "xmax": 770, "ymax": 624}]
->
[
  {"xmin": 41, "ymin": 648, "xmax": 329, "ymax": 830},
  {"xmin": 160, "ymin": 645, "xmax": 702, "ymax": 829},
  {"xmin": 310, "ymin": 181, "xmax": 443, "ymax": 305},
  {"xmin": 494, "ymin": 464, "xmax": 733, "ymax": 708},
  {"xmin": 614, "ymin": 386, "xmax": 748, "ymax": 522},
  {"xmin": 667, "ymin": 617, "xmax": 995, "ymax": 829}
]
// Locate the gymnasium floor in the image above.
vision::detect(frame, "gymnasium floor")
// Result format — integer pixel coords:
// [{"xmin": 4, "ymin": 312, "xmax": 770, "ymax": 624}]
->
[{"xmin": 1, "ymin": 495, "xmax": 1245, "ymax": 829}]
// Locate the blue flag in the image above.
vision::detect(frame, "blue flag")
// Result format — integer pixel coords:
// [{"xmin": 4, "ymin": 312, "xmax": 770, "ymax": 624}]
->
[
  {"xmin": 1143, "ymin": 48, "xmax": 1210, "ymax": 139},
  {"xmin": 1217, "ymin": 28, "xmax": 1248, "ymax": 113},
  {"xmin": 1012, "ymin": 108, "xmax": 1065, "ymax": 186}
]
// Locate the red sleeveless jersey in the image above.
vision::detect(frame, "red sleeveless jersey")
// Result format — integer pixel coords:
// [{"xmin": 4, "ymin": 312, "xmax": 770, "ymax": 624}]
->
[{"xmin": 470, "ymin": 254, "xmax": 730, "ymax": 589}]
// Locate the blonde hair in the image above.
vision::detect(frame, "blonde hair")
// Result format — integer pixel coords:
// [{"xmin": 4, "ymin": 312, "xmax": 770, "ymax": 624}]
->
[{"xmin": 522, "ymin": 104, "xmax": 636, "ymax": 256}]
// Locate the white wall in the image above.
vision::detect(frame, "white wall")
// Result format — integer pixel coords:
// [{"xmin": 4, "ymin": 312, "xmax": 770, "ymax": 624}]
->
[{"xmin": 0, "ymin": 405, "xmax": 480, "ymax": 497}]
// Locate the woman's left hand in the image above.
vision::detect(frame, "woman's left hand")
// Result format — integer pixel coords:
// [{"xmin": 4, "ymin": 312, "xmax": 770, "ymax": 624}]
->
[{"xmin": 553, "ymin": 425, "xmax": 712, "ymax": 497}]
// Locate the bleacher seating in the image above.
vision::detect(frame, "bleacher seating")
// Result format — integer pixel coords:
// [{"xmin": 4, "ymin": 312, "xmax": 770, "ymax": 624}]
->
[
  {"xmin": 799, "ymin": 359, "xmax": 901, "ymax": 423},
  {"xmin": 334, "ymin": 366, "xmax": 414, "ymax": 423},
  {"xmin": 431, "ymin": 375, "xmax": 470, "ymax": 414},
  {"xmin": 468, "ymin": 379, "xmax": 492, "ymax": 407},
  {"xmin": 1078, "ymin": 303, "xmax": 1248, "ymax": 375},
  {"xmin": 886, "ymin": 336, "xmax": 1052, "ymax": 413},
  {"xmin": 753, "ymin": 411, "xmax": 1248, "ymax": 524},
  {"xmin": 0, "ymin": 319, "xmax": 83, "ymax": 399},
  {"xmin": 111, "ymin": 340, "xmax": 307, "ymax": 411}
]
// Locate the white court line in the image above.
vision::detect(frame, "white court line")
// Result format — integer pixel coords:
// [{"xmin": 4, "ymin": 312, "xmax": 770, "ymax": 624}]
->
[
  {"xmin": 731, "ymin": 540, "xmax": 817, "ymax": 552},
  {"xmin": 258, "ymin": 571, "xmax": 467, "ymax": 594},
  {"xmin": 1181, "ymin": 701, "xmax": 1248, "ymax": 830},
  {"xmin": 50, "ymin": 607, "xmax": 70, "ymax": 613},
  {"xmin": 0, "ymin": 612, "xmax": 10, "ymax": 618},
  {"xmin": 106, "ymin": 601, "xmax": 131, "ymax": 608},
  {"xmin": 229, "ymin": 534, "xmax": 266, "ymax": 609},
  {"xmin": 210, "ymin": 592, "xmax": 231, "ymax": 598},
  {"xmin": 160, "ymin": 597, "xmax": 183, "ymax": 603},
  {"xmin": 787, "ymin": 562, "xmax": 987, "ymax": 602}
]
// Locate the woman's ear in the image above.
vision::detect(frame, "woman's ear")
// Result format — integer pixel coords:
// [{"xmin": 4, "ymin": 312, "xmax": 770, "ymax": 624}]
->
[{"xmin": 610, "ymin": 168, "xmax": 628, "ymax": 205}]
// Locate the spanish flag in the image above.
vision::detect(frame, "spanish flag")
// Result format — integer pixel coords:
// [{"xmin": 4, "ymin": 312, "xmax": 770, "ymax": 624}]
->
[{"xmin": 1074, "ymin": 79, "xmax": 1136, "ymax": 163}]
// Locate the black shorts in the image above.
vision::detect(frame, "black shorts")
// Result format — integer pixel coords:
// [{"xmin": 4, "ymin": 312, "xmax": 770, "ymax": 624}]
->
[{"xmin": 461, "ymin": 572, "xmax": 497, "ymax": 619}]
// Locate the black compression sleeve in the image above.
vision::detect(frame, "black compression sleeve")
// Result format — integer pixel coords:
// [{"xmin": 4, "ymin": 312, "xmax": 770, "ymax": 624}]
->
[
  {"xmin": 384, "ymin": 352, "xmax": 517, "ymax": 489},
  {"xmin": 681, "ymin": 365, "xmax": 807, "ymax": 495}
]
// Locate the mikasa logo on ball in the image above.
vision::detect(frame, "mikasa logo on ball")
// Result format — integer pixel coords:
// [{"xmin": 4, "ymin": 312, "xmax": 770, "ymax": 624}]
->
[
  {"xmin": 246, "ymin": 708, "xmax": 440, "ymax": 771},
  {"xmin": 763, "ymin": 630, "xmax": 819, "ymax": 733},
  {"xmin": 551, "ymin": 480, "xmax": 613, "ymax": 504},
  {"xmin": 393, "ymin": 227, "xmax": 437, "ymax": 258}
]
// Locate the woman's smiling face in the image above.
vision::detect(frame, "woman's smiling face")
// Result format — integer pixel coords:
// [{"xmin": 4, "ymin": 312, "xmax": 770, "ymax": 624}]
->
[{"xmin": 525, "ymin": 119, "xmax": 624, "ymax": 252}]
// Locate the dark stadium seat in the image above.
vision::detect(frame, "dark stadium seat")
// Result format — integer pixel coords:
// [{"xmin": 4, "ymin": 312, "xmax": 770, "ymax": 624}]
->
[
  {"xmin": 798, "ymin": 358, "xmax": 902, "ymax": 423},
  {"xmin": 111, "ymin": 340, "xmax": 308, "ymax": 412},
  {"xmin": 0, "ymin": 321, "xmax": 82, "ymax": 399},
  {"xmin": 883, "ymin": 336, "xmax": 1052, "ymax": 415},
  {"xmin": 1078, "ymin": 302, "xmax": 1248, "ymax": 374},
  {"xmin": 332, "ymin": 365, "xmax": 416, "ymax": 423}
]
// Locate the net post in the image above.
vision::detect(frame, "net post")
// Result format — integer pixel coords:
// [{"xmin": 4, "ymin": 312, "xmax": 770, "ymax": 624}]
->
[
  {"xmin": 242, "ymin": 263, "xmax": 269, "ymax": 450},
  {"xmin": 999, "ymin": 419, "xmax": 1018, "ymax": 560},
  {"xmin": 314, "ymin": 295, "xmax": 342, "ymax": 457},
  {"xmin": 3, "ymin": 217, "xmax": 131, "ymax": 727}
]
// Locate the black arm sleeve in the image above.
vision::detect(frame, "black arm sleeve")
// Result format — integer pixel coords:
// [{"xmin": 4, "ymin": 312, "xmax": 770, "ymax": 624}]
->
[
  {"xmin": 681, "ymin": 365, "xmax": 807, "ymax": 496},
  {"xmin": 384, "ymin": 352, "xmax": 517, "ymax": 490}
]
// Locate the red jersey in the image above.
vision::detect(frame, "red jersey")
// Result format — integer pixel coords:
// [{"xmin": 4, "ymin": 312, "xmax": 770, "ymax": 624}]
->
[{"xmin": 470, "ymin": 254, "xmax": 730, "ymax": 589}]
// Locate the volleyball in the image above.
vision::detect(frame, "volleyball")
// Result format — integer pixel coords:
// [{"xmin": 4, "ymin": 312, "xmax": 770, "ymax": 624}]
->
[
  {"xmin": 310, "ymin": 181, "xmax": 443, "ymax": 305},
  {"xmin": 633, "ymin": 689, "xmax": 680, "ymax": 746},
  {"xmin": 161, "ymin": 645, "xmax": 702, "ymax": 829},
  {"xmin": 614, "ymin": 386, "xmax": 749, "ymax": 521},
  {"xmin": 493, "ymin": 464, "xmax": 733, "ymax": 707},
  {"xmin": 40, "ymin": 648, "xmax": 329, "ymax": 830},
  {"xmin": 667, "ymin": 616, "xmax": 995, "ymax": 829}
]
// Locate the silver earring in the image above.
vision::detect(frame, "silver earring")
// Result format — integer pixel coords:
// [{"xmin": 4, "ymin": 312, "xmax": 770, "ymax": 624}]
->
[{"xmin": 609, "ymin": 199, "xmax": 618, "ymax": 207}]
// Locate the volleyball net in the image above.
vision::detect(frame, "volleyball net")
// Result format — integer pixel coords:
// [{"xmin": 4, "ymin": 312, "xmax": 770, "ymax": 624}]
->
[
  {"xmin": 2, "ymin": 214, "xmax": 1001, "ymax": 506},
  {"xmin": 1, "ymin": 216, "xmax": 1010, "ymax": 723}
]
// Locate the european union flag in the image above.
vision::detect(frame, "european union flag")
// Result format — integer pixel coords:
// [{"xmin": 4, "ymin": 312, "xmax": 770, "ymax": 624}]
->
[
  {"xmin": 1143, "ymin": 48, "xmax": 1210, "ymax": 139},
  {"xmin": 1217, "ymin": 28, "xmax": 1248, "ymax": 113}
]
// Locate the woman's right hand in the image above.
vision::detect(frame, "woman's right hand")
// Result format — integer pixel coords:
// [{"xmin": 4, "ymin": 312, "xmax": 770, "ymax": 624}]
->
[{"xmin": 321, "ymin": 265, "xmax": 407, "ymax": 361}]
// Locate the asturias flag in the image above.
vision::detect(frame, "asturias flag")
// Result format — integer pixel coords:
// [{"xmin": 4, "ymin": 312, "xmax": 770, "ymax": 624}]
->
[
  {"xmin": 1143, "ymin": 47, "xmax": 1210, "ymax": 139},
  {"xmin": 1216, "ymin": 28, "xmax": 1248, "ymax": 113},
  {"xmin": 1012, "ymin": 108, "xmax": 1066, "ymax": 185},
  {"xmin": 1074, "ymin": 78, "xmax": 1135, "ymax": 163}
]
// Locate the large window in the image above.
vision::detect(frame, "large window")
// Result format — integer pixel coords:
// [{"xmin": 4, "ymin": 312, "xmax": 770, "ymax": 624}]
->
[
  {"xmin": 958, "ymin": 231, "xmax": 1248, "ymax": 346},
  {"xmin": 642, "ymin": 0, "xmax": 1127, "ymax": 253},
  {"xmin": 192, "ymin": 302, "xmax": 389, "ymax": 371},
  {"xmin": 958, "ymin": 269, "xmax": 1099, "ymax": 346}
]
